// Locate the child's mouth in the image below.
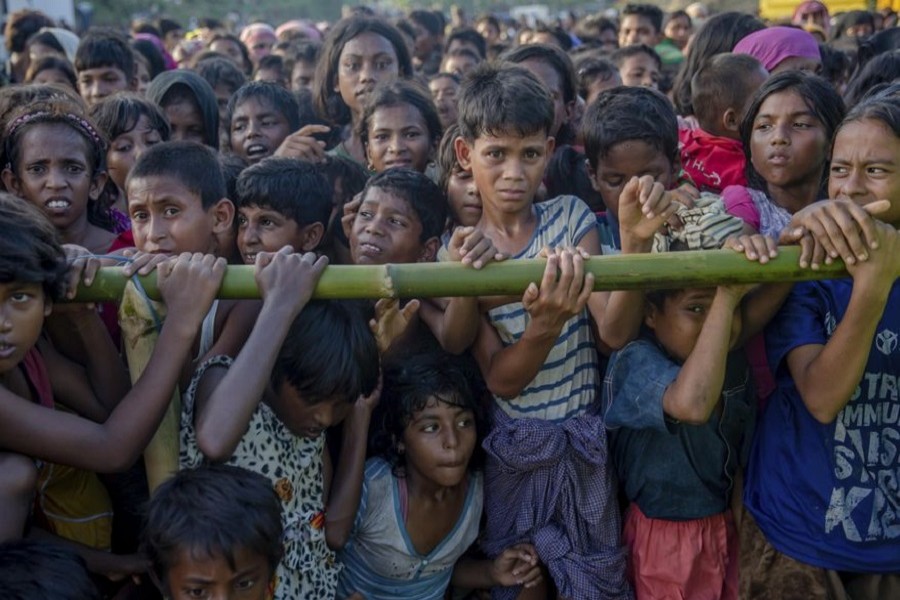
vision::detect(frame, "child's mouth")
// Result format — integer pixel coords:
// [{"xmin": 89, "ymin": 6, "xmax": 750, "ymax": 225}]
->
[
  {"xmin": 45, "ymin": 199, "xmax": 71, "ymax": 211},
  {"xmin": 0, "ymin": 343, "xmax": 16, "ymax": 359},
  {"xmin": 245, "ymin": 144, "xmax": 269, "ymax": 159},
  {"xmin": 359, "ymin": 242, "xmax": 382, "ymax": 256}
]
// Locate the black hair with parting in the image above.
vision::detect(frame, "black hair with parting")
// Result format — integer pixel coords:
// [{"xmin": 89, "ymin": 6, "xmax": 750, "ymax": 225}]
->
[
  {"xmin": 837, "ymin": 93, "xmax": 900, "ymax": 143},
  {"xmin": 501, "ymin": 43, "xmax": 577, "ymax": 105},
  {"xmin": 0, "ymin": 193, "xmax": 68, "ymax": 301},
  {"xmin": 236, "ymin": 157, "xmax": 332, "ymax": 230},
  {"xmin": 127, "ymin": 141, "xmax": 227, "ymax": 210},
  {"xmin": 357, "ymin": 79, "xmax": 442, "ymax": 148},
  {"xmin": 89, "ymin": 92, "xmax": 171, "ymax": 144},
  {"xmin": 25, "ymin": 55, "xmax": 77, "ymax": 88},
  {"xmin": 142, "ymin": 464, "xmax": 283, "ymax": 584},
  {"xmin": 457, "ymin": 62, "xmax": 554, "ymax": 142},
  {"xmin": 361, "ymin": 167, "xmax": 448, "ymax": 242},
  {"xmin": 314, "ymin": 17, "xmax": 413, "ymax": 126},
  {"xmin": 74, "ymin": 28, "xmax": 136, "ymax": 82},
  {"xmin": 370, "ymin": 349, "xmax": 487, "ymax": 477},
  {"xmin": 271, "ymin": 300, "xmax": 379, "ymax": 403},
  {"xmin": 621, "ymin": 3, "xmax": 664, "ymax": 33},
  {"xmin": 227, "ymin": 80, "xmax": 301, "ymax": 133},
  {"xmin": 610, "ymin": 43, "xmax": 662, "ymax": 70},
  {"xmin": 691, "ymin": 53, "xmax": 765, "ymax": 133},
  {"xmin": 0, "ymin": 539, "xmax": 101, "ymax": 600},
  {"xmin": 740, "ymin": 71, "xmax": 845, "ymax": 194},
  {"xmin": 445, "ymin": 27, "xmax": 486, "ymax": 59},
  {"xmin": 582, "ymin": 85, "xmax": 678, "ymax": 170}
]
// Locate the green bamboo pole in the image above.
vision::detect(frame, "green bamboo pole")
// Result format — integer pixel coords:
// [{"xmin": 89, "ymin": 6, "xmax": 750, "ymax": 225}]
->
[{"xmin": 71, "ymin": 247, "xmax": 849, "ymax": 302}]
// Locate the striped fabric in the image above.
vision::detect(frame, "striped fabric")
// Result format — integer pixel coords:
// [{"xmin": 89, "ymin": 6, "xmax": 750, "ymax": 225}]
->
[{"xmin": 486, "ymin": 195, "xmax": 600, "ymax": 422}]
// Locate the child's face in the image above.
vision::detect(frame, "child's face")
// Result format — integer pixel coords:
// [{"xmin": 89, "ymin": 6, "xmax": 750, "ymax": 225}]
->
[
  {"xmin": 337, "ymin": 32, "xmax": 400, "ymax": 116},
  {"xmin": 441, "ymin": 53, "xmax": 478, "ymax": 77},
  {"xmin": 127, "ymin": 175, "xmax": 232, "ymax": 255},
  {"xmin": 210, "ymin": 39, "xmax": 245, "ymax": 68},
  {"xmin": 646, "ymin": 289, "xmax": 741, "ymax": 363},
  {"xmin": 429, "ymin": 76, "xmax": 459, "ymax": 130},
  {"xmin": 618, "ymin": 53, "xmax": 661, "ymax": 90},
  {"xmin": 350, "ymin": 187, "xmax": 433, "ymax": 265},
  {"xmin": 365, "ymin": 103, "xmax": 434, "ymax": 173},
  {"xmin": 3, "ymin": 124, "xmax": 104, "ymax": 234},
  {"xmin": 77, "ymin": 66, "xmax": 131, "ymax": 106},
  {"xmin": 447, "ymin": 168, "xmax": 481, "ymax": 227},
  {"xmin": 164, "ymin": 545, "xmax": 273, "ymax": 600},
  {"xmin": 829, "ymin": 118, "xmax": 900, "ymax": 227},
  {"xmin": 0, "ymin": 282, "xmax": 50, "ymax": 375},
  {"xmin": 271, "ymin": 382, "xmax": 351, "ymax": 439},
  {"xmin": 749, "ymin": 90, "xmax": 828, "ymax": 190},
  {"xmin": 401, "ymin": 398, "xmax": 477, "ymax": 489},
  {"xmin": 664, "ymin": 16, "xmax": 692, "ymax": 48},
  {"xmin": 237, "ymin": 205, "xmax": 321, "ymax": 264},
  {"xmin": 230, "ymin": 98, "xmax": 293, "ymax": 164},
  {"xmin": 588, "ymin": 140, "xmax": 676, "ymax": 219},
  {"xmin": 455, "ymin": 131, "xmax": 553, "ymax": 217},
  {"xmin": 518, "ymin": 58, "xmax": 571, "ymax": 139},
  {"xmin": 290, "ymin": 60, "xmax": 316, "ymax": 92},
  {"xmin": 619, "ymin": 15, "xmax": 661, "ymax": 47},
  {"xmin": 164, "ymin": 98, "xmax": 207, "ymax": 146},
  {"xmin": 253, "ymin": 68, "xmax": 285, "ymax": 87},
  {"xmin": 107, "ymin": 115, "xmax": 164, "ymax": 192}
]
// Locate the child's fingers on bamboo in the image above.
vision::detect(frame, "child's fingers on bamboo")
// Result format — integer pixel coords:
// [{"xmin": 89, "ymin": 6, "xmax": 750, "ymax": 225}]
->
[
  {"xmin": 400, "ymin": 299, "xmax": 420, "ymax": 320},
  {"xmin": 819, "ymin": 209, "xmax": 862, "ymax": 265},
  {"xmin": 856, "ymin": 201, "xmax": 886, "ymax": 249},
  {"xmin": 835, "ymin": 202, "xmax": 877, "ymax": 259},
  {"xmin": 810, "ymin": 239, "xmax": 828, "ymax": 270},
  {"xmin": 797, "ymin": 234, "xmax": 814, "ymax": 269},
  {"xmin": 803, "ymin": 214, "xmax": 840, "ymax": 262}
]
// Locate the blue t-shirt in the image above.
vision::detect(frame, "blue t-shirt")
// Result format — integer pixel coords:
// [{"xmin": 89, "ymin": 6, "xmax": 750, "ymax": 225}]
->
[{"xmin": 744, "ymin": 278, "xmax": 900, "ymax": 572}]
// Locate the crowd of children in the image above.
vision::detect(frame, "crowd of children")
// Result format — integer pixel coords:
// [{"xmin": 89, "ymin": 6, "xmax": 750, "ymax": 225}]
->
[{"xmin": 0, "ymin": 2, "xmax": 898, "ymax": 599}]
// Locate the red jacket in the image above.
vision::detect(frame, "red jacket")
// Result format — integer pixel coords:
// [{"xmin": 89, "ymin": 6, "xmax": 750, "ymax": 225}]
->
[{"xmin": 678, "ymin": 127, "xmax": 746, "ymax": 195}]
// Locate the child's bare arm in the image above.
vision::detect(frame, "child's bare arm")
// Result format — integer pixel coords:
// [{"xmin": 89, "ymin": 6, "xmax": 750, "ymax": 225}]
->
[
  {"xmin": 663, "ymin": 286, "xmax": 751, "ymax": 424},
  {"xmin": 326, "ymin": 381, "xmax": 381, "ymax": 551},
  {"xmin": 194, "ymin": 249, "xmax": 327, "ymax": 462},
  {"xmin": 786, "ymin": 222, "xmax": 900, "ymax": 424},
  {"xmin": 0, "ymin": 254, "xmax": 225, "ymax": 472},
  {"xmin": 472, "ymin": 251, "xmax": 593, "ymax": 399},
  {"xmin": 599, "ymin": 176, "xmax": 680, "ymax": 350}
]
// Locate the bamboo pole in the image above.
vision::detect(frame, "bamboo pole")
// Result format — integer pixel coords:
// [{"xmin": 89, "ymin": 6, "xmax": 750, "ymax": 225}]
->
[
  {"xmin": 73, "ymin": 247, "xmax": 848, "ymax": 302},
  {"xmin": 118, "ymin": 282, "xmax": 182, "ymax": 493}
]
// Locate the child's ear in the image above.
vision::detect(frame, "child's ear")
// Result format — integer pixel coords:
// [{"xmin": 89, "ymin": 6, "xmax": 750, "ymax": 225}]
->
[
  {"xmin": 89, "ymin": 171, "xmax": 108, "ymax": 201},
  {"xmin": 418, "ymin": 237, "xmax": 440, "ymax": 263},
  {"xmin": 722, "ymin": 107, "xmax": 740, "ymax": 135},
  {"xmin": 454, "ymin": 136, "xmax": 473, "ymax": 171},
  {"xmin": 298, "ymin": 222, "xmax": 325, "ymax": 252},
  {"xmin": 1, "ymin": 167, "xmax": 21, "ymax": 196},
  {"xmin": 210, "ymin": 198, "xmax": 236, "ymax": 234},
  {"xmin": 545, "ymin": 136, "xmax": 556, "ymax": 158},
  {"xmin": 644, "ymin": 302, "xmax": 659, "ymax": 331}
]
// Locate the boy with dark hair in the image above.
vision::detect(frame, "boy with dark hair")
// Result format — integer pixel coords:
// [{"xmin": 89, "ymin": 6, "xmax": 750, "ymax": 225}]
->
[
  {"xmin": 254, "ymin": 54, "xmax": 287, "ymax": 87},
  {"xmin": 475, "ymin": 14, "xmax": 501, "ymax": 45},
  {"xmin": 74, "ymin": 29, "xmax": 136, "ymax": 106},
  {"xmin": 619, "ymin": 4, "xmax": 664, "ymax": 47},
  {"xmin": 453, "ymin": 62, "xmax": 646, "ymax": 598},
  {"xmin": 227, "ymin": 81, "xmax": 302, "ymax": 164},
  {"xmin": 194, "ymin": 56, "xmax": 247, "ymax": 126},
  {"xmin": 143, "ymin": 464, "xmax": 283, "ymax": 600},
  {"xmin": 235, "ymin": 157, "xmax": 332, "ymax": 262},
  {"xmin": 0, "ymin": 539, "xmax": 101, "ymax": 600},
  {"xmin": 576, "ymin": 56, "xmax": 622, "ymax": 107},
  {"xmin": 611, "ymin": 44, "xmax": 661, "ymax": 89},
  {"xmin": 445, "ymin": 27, "xmax": 487, "ymax": 59},
  {"xmin": 409, "ymin": 9, "xmax": 444, "ymax": 75},
  {"xmin": 156, "ymin": 17, "xmax": 184, "ymax": 53},
  {"xmin": 682, "ymin": 53, "xmax": 768, "ymax": 194}
]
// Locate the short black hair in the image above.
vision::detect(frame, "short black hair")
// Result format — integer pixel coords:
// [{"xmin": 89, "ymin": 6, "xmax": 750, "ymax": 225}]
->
[
  {"xmin": 194, "ymin": 56, "xmax": 247, "ymax": 95},
  {"xmin": 445, "ymin": 27, "xmax": 486, "ymax": 59},
  {"xmin": 142, "ymin": 464, "xmax": 283, "ymax": 584},
  {"xmin": 357, "ymin": 79, "xmax": 442, "ymax": 148},
  {"xmin": 611, "ymin": 43, "xmax": 662, "ymax": 70},
  {"xmin": 574, "ymin": 15, "xmax": 618, "ymax": 43},
  {"xmin": 236, "ymin": 157, "xmax": 331, "ymax": 230},
  {"xmin": 582, "ymin": 86, "xmax": 678, "ymax": 170},
  {"xmin": 128, "ymin": 141, "xmax": 226, "ymax": 209},
  {"xmin": 691, "ymin": 53, "xmax": 764, "ymax": 132},
  {"xmin": 157, "ymin": 18, "xmax": 183, "ymax": 37},
  {"xmin": 502, "ymin": 43, "xmax": 577, "ymax": 105},
  {"xmin": 132, "ymin": 38, "xmax": 166, "ymax": 79},
  {"xmin": 131, "ymin": 20, "xmax": 161, "ymax": 38},
  {"xmin": 89, "ymin": 92, "xmax": 170, "ymax": 143},
  {"xmin": 666, "ymin": 10, "xmax": 692, "ymax": 28},
  {"xmin": 314, "ymin": 17, "xmax": 414, "ymax": 125},
  {"xmin": 740, "ymin": 72, "xmax": 845, "ymax": 193},
  {"xmin": 227, "ymin": 81, "xmax": 301, "ymax": 133},
  {"xmin": 254, "ymin": 54, "xmax": 286, "ymax": 84},
  {"xmin": 0, "ymin": 539, "xmax": 100, "ymax": 600},
  {"xmin": 622, "ymin": 4, "xmax": 664, "ymax": 33},
  {"xmin": 457, "ymin": 62, "xmax": 553, "ymax": 142},
  {"xmin": 362, "ymin": 168, "xmax": 448, "ymax": 242},
  {"xmin": 409, "ymin": 10, "xmax": 442, "ymax": 36},
  {"xmin": 74, "ymin": 29, "xmax": 135, "ymax": 82},
  {"xmin": 844, "ymin": 50, "xmax": 900, "ymax": 109},
  {"xmin": 219, "ymin": 153, "xmax": 247, "ymax": 202},
  {"xmin": 209, "ymin": 32, "xmax": 252, "ymax": 73},
  {"xmin": 437, "ymin": 122, "xmax": 462, "ymax": 191},
  {"xmin": 272, "ymin": 300, "xmax": 379, "ymax": 402},
  {"xmin": 371, "ymin": 350, "xmax": 486, "ymax": 476},
  {"xmin": 0, "ymin": 193, "xmax": 67, "ymax": 301},
  {"xmin": 25, "ymin": 55, "xmax": 77, "ymax": 88},
  {"xmin": 531, "ymin": 23, "xmax": 573, "ymax": 51},
  {"xmin": 25, "ymin": 30, "xmax": 65, "ymax": 55},
  {"xmin": 575, "ymin": 56, "xmax": 619, "ymax": 98}
]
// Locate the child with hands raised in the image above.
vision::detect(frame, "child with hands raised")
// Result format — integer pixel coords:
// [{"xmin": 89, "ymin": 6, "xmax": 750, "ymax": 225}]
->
[{"xmin": 179, "ymin": 246, "xmax": 380, "ymax": 600}]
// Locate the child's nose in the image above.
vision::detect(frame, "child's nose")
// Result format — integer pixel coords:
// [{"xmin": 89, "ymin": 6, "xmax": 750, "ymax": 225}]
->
[{"xmin": 442, "ymin": 427, "xmax": 459, "ymax": 450}]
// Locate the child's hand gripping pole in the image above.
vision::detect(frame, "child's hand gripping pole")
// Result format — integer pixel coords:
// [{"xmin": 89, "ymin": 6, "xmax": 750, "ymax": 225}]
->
[{"xmin": 119, "ymin": 280, "xmax": 180, "ymax": 493}]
